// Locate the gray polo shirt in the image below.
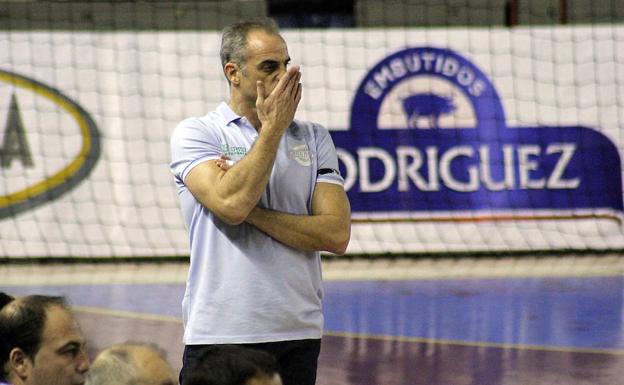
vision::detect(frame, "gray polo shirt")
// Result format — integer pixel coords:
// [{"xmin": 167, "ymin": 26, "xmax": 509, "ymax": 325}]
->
[{"xmin": 170, "ymin": 102, "xmax": 343, "ymax": 344}]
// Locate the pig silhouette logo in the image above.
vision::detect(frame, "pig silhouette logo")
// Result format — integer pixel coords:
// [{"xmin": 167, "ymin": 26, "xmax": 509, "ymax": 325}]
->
[{"xmin": 402, "ymin": 93, "xmax": 456, "ymax": 129}]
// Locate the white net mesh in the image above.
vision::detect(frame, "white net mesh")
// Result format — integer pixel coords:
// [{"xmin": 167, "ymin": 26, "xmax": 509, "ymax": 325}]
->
[{"xmin": 0, "ymin": 1, "xmax": 623, "ymax": 259}]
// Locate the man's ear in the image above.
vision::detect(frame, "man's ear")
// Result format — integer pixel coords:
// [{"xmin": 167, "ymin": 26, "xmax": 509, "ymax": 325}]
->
[
  {"xmin": 8, "ymin": 348, "xmax": 33, "ymax": 381},
  {"xmin": 224, "ymin": 63, "xmax": 240, "ymax": 85}
]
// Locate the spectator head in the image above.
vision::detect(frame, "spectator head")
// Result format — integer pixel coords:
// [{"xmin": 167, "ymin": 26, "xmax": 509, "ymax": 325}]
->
[
  {"xmin": 86, "ymin": 343, "xmax": 176, "ymax": 385},
  {"xmin": 0, "ymin": 293, "xmax": 90, "ymax": 385},
  {"xmin": 183, "ymin": 345, "xmax": 281, "ymax": 385}
]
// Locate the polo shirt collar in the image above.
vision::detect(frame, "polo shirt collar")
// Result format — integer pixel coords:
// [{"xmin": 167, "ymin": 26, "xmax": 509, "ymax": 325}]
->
[{"xmin": 217, "ymin": 102, "xmax": 241, "ymax": 125}]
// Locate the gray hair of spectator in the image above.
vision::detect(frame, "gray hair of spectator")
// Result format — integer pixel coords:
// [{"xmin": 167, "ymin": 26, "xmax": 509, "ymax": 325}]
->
[
  {"xmin": 0, "ymin": 294, "xmax": 69, "ymax": 382},
  {"xmin": 219, "ymin": 18, "xmax": 281, "ymax": 77},
  {"xmin": 85, "ymin": 348, "xmax": 137, "ymax": 385},
  {"xmin": 85, "ymin": 342, "xmax": 169, "ymax": 385}
]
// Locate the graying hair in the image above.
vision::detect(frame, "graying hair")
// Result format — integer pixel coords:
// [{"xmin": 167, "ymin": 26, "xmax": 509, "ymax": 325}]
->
[
  {"xmin": 85, "ymin": 343, "xmax": 170, "ymax": 385},
  {"xmin": 220, "ymin": 18, "xmax": 280, "ymax": 75},
  {"xmin": 85, "ymin": 349, "xmax": 137, "ymax": 385}
]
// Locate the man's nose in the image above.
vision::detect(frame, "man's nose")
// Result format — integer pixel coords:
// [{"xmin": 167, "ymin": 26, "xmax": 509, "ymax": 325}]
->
[{"xmin": 76, "ymin": 350, "xmax": 90, "ymax": 373}]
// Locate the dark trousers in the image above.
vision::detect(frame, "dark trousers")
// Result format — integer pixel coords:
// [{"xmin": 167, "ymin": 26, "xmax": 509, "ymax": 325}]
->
[{"xmin": 180, "ymin": 339, "xmax": 321, "ymax": 385}]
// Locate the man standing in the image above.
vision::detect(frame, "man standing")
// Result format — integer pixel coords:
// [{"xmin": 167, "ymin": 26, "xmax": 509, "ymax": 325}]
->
[
  {"xmin": 0, "ymin": 294, "xmax": 90, "ymax": 385},
  {"xmin": 170, "ymin": 17, "xmax": 351, "ymax": 385}
]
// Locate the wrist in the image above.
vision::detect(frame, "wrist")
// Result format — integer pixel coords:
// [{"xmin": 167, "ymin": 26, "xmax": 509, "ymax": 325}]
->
[
  {"xmin": 260, "ymin": 120, "xmax": 290, "ymax": 135},
  {"xmin": 245, "ymin": 206, "xmax": 263, "ymax": 224}
]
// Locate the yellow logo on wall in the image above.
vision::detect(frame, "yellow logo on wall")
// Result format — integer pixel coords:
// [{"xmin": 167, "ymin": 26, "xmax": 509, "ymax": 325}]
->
[{"xmin": 0, "ymin": 69, "xmax": 101, "ymax": 218}]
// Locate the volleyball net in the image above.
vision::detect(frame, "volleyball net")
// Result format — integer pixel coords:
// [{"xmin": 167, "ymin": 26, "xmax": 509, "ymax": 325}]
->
[{"xmin": 1, "ymin": 0, "xmax": 624, "ymax": 262}]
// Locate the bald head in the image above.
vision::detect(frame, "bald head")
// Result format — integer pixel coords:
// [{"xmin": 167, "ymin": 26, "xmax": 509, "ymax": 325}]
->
[{"xmin": 86, "ymin": 343, "xmax": 175, "ymax": 385}]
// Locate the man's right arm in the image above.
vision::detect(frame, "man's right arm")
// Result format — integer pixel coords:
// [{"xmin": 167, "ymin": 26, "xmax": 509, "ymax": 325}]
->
[
  {"xmin": 183, "ymin": 67, "xmax": 302, "ymax": 225},
  {"xmin": 184, "ymin": 133, "xmax": 280, "ymax": 225}
]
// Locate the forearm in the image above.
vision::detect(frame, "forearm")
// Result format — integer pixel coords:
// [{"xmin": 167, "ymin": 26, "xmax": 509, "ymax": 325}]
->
[
  {"xmin": 215, "ymin": 133, "xmax": 281, "ymax": 213},
  {"xmin": 189, "ymin": 67, "xmax": 302, "ymax": 224},
  {"xmin": 219, "ymin": 66, "xmax": 302, "ymax": 212},
  {"xmin": 246, "ymin": 207, "xmax": 350, "ymax": 254}
]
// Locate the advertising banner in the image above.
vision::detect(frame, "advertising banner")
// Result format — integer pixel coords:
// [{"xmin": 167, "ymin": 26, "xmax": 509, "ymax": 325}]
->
[{"xmin": 1, "ymin": 27, "xmax": 623, "ymax": 257}]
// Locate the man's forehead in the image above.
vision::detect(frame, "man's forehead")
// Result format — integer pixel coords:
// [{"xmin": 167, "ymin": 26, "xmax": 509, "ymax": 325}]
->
[
  {"xmin": 41, "ymin": 305, "xmax": 84, "ymax": 346},
  {"xmin": 245, "ymin": 31, "xmax": 288, "ymax": 59}
]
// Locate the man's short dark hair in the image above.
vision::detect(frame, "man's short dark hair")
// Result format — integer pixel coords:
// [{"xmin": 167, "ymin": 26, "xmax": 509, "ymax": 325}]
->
[
  {"xmin": 0, "ymin": 293, "xmax": 13, "ymax": 310},
  {"xmin": 182, "ymin": 345, "xmax": 278, "ymax": 385},
  {"xmin": 0, "ymin": 294, "xmax": 69, "ymax": 381},
  {"xmin": 220, "ymin": 17, "xmax": 281, "ymax": 72}
]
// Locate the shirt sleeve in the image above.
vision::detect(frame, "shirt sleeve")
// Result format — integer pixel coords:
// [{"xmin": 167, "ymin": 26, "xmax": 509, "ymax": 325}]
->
[
  {"xmin": 170, "ymin": 117, "xmax": 223, "ymax": 184},
  {"xmin": 313, "ymin": 123, "xmax": 344, "ymax": 186}
]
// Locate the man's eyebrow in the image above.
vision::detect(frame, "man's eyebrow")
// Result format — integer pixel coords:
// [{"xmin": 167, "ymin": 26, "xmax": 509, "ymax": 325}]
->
[
  {"xmin": 257, "ymin": 57, "xmax": 291, "ymax": 67},
  {"xmin": 258, "ymin": 59, "xmax": 279, "ymax": 67},
  {"xmin": 57, "ymin": 340, "xmax": 84, "ymax": 352}
]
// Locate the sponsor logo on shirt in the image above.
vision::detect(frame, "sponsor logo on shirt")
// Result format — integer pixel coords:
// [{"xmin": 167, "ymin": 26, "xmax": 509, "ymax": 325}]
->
[
  {"xmin": 289, "ymin": 144, "xmax": 312, "ymax": 166},
  {"xmin": 221, "ymin": 143, "xmax": 247, "ymax": 157}
]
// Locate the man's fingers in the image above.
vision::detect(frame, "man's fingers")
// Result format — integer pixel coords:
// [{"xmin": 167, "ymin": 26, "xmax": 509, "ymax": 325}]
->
[
  {"xmin": 256, "ymin": 80, "xmax": 266, "ymax": 107},
  {"xmin": 274, "ymin": 68, "xmax": 300, "ymax": 102},
  {"xmin": 272, "ymin": 66, "xmax": 300, "ymax": 98},
  {"xmin": 256, "ymin": 66, "xmax": 301, "ymax": 129},
  {"xmin": 287, "ymin": 68, "xmax": 301, "ymax": 96},
  {"xmin": 292, "ymin": 72, "xmax": 302, "ymax": 99},
  {"xmin": 269, "ymin": 69, "xmax": 290, "ymax": 97},
  {"xmin": 294, "ymin": 82, "xmax": 302, "ymax": 105}
]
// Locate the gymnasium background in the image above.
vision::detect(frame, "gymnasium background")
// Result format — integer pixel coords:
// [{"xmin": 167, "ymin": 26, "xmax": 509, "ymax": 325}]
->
[{"xmin": 1, "ymin": 1, "xmax": 624, "ymax": 384}]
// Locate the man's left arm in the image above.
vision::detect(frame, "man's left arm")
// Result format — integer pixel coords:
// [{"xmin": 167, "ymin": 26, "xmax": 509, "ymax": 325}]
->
[{"xmin": 245, "ymin": 182, "xmax": 351, "ymax": 254}]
